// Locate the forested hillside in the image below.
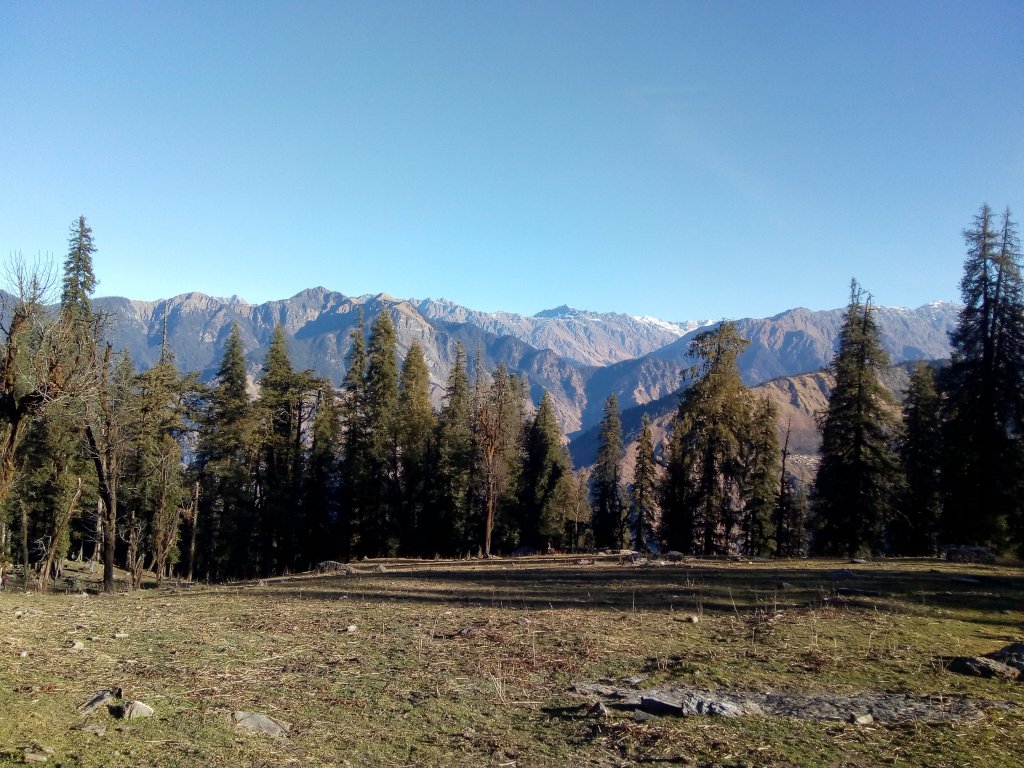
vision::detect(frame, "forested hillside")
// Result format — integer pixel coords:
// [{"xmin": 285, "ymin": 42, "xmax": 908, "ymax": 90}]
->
[{"xmin": 1, "ymin": 206, "xmax": 1020, "ymax": 590}]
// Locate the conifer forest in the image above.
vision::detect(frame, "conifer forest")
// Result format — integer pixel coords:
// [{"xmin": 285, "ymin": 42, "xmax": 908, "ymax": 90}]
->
[{"xmin": 2, "ymin": 205, "xmax": 1022, "ymax": 591}]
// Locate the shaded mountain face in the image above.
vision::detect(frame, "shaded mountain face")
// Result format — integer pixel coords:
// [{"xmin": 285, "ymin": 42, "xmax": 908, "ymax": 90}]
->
[{"xmin": 97, "ymin": 288, "xmax": 957, "ymax": 439}]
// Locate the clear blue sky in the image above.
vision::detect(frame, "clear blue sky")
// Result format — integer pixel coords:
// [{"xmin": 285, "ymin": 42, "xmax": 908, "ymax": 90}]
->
[{"xmin": 2, "ymin": 1, "xmax": 1022, "ymax": 321}]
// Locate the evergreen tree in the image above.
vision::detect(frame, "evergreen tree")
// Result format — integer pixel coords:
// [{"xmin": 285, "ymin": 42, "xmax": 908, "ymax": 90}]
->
[
  {"xmin": 360, "ymin": 309, "xmax": 400, "ymax": 555},
  {"xmin": 892, "ymin": 362, "xmax": 942, "ymax": 555},
  {"xmin": 132, "ymin": 330, "xmax": 191, "ymax": 582},
  {"xmin": 630, "ymin": 414, "xmax": 658, "ymax": 553},
  {"xmin": 83, "ymin": 347, "xmax": 139, "ymax": 591},
  {"xmin": 256, "ymin": 325, "xmax": 318, "ymax": 573},
  {"xmin": 195, "ymin": 324, "xmax": 257, "ymax": 578},
  {"xmin": 661, "ymin": 322, "xmax": 750, "ymax": 556},
  {"xmin": 774, "ymin": 420, "xmax": 807, "ymax": 557},
  {"xmin": 338, "ymin": 312, "xmax": 369, "ymax": 559},
  {"xmin": 518, "ymin": 391, "xmax": 571, "ymax": 551},
  {"xmin": 941, "ymin": 206, "xmax": 1024, "ymax": 550},
  {"xmin": 473, "ymin": 363, "xmax": 524, "ymax": 556},
  {"xmin": 61, "ymin": 216, "xmax": 98, "ymax": 324},
  {"xmin": 812, "ymin": 281, "xmax": 902, "ymax": 558},
  {"xmin": 304, "ymin": 381, "xmax": 341, "ymax": 565},
  {"xmin": 434, "ymin": 344, "xmax": 475, "ymax": 555},
  {"xmin": 396, "ymin": 341, "xmax": 435, "ymax": 555},
  {"xmin": 740, "ymin": 396, "xmax": 780, "ymax": 556},
  {"xmin": 591, "ymin": 394, "xmax": 625, "ymax": 549}
]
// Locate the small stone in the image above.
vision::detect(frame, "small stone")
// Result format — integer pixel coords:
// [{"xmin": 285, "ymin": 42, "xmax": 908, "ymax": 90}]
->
[
  {"xmin": 120, "ymin": 700, "xmax": 154, "ymax": 719},
  {"xmin": 375, "ymin": 564, "xmax": 387, "ymax": 573},
  {"xmin": 948, "ymin": 655, "xmax": 1021, "ymax": 680},
  {"xmin": 345, "ymin": 625, "xmax": 357, "ymax": 633},
  {"xmin": 231, "ymin": 710, "xmax": 291, "ymax": 737},
  {"xmin": 77, "ymin": 722, "xmax": 107, "ymax": 736},
  {"xmin": 23, "ymin": 751, "xmax": 49, "ymax": 764},
  {"xmin": 114, "ymin": 632, "xmax": 129, "ymax": 639},
  {"xmin": 633, "ymin": 710, "xmax": 654, "ymax": 722},
  {"xmin": 19, "ymin": 651, "xmax": 28, "ymax": 658},
  {"xmin": 664, "ymin": 551, "xmax": 685, "ymax": 562},
  {"xmin": 69, "ymin": 640, "xmax": 86, "ymax": 652},
  {"xmin": 79, "ymin": 689, "xmax": 120, "ymax": 717},
  {"xmin": 622, "ymin": 674, "xmax": 649, "ymax": 686},
  {"xmin": 15, "ymin": 608, "xmax": 25, "ymax": 619},
  {"xmin": 849, "ymin": 713, "xmax": 874, "ymax": 725},
  {"xmin": 588, "ymin": 700, "xmax": 609, "ymax": 718},
  {"xmin": 777, "ymin": 581, "xmax": 795, "ymax": 590},
  {"xmin": 685, "ymin": 615, "xmax": 700, "ymax": 623}
]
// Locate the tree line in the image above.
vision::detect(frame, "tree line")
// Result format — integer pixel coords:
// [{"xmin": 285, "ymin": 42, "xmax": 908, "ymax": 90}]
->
[
  {"xmin": 1, "ymin": 206, "xmax": 1021, "ymax": 590},
  {"xmin": 2, "ymin": 217, "xmax": 592, "ymax": 588},
  {"xmin": 638, "ymin": 204, "xmax": 1022, "ymax": 559}
]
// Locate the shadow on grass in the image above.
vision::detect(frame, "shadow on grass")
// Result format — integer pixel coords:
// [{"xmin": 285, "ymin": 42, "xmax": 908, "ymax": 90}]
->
[{"xmin": 196, "ymin": 561, "xmax": 1024, "ymax": 622}]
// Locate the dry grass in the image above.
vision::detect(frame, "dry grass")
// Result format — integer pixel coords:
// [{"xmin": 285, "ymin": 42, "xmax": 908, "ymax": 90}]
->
[{"xmin": 1, "ymin": 556, "xmax": 1023, "ymax": 767}]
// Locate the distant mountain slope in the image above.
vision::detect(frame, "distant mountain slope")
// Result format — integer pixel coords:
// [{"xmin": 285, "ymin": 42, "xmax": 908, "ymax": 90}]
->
[
  {"xmin": 96, "ymin": 288, "xmax": 957, "ymax": 437},
  {"xmin": 570, "ymin": 362, "xmax": 922, "ymax": 478},
  {"xmin": 576, "ymin": 303, "xmax": 958, "ymax": 431},
  {"xmin": 416, "ymin": 298, "xmax": 704, "ymax": 366}
]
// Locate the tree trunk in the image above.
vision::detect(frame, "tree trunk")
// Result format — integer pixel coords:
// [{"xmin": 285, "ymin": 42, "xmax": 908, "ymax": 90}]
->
[
  {"xmin": 186, "ymin": 482, "xmax": 199, "ymax": 582},
  {"xmin": 19, "ymin": 501, "xmax": 30, "ymax": 587},
  {"xmin": 38, "ymin": 479, "xmax": 83, "ymax": 591}
]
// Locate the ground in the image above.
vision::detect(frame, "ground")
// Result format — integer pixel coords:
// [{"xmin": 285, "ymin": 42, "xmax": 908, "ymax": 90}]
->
[{"xmin": 1, "ymin": 556, "xmax": 1022, "ymax": 767}]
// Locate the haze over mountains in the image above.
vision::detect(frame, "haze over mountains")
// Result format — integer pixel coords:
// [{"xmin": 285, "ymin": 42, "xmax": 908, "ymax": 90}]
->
[{"xmin": 96, "ymin": 287, "xmax": 958, "ymax": 439}]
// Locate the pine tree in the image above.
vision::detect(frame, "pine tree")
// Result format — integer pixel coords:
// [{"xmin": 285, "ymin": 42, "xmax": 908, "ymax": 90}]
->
[
  {"xmin": 304, "ymin": 381, "xmax": 341, "ymax": 566},
  {"xmin": 132, "ymin": 329, "xmax": 191, "ymax": 583},
  {"xmin": 630, "ymin": 414, "xmax": 659, "ymax": 553},
  {"xmin": 396, "ymin": 341, "xmax": 435, "ymax": 555},
  {"xmin": 740, "ymin": 396, "xmax": 780, "ymax": 556},
  {"xmin": 83, "ymin": 347, "xmax": 139, "ymax": 591},
  {"xmin": 473, "ymin": 363, "xmax": 524, "ymax": 556},
  {"xmin": 812, "ymin": 281, "xmax": 902, "ymax": 558},
  {"xmin": 256, "ymin": 325, "xmax": 315, "ymax": 574},
  {"xmin": 591, "ymin": 394, "xmax": 625, "ymax": 549},
  {"xmin": 361, "ymin": 309, "xmax": 400, "ymax": 555},
  {"xmin": 518, "ymin": 391, "xmax": 571, "ymax": 551},
  {"xmin": 434, "ymin": 344, "xmax": 475, "ymax": 555},
  {"xmin": 196, "ymin": 324, "xmax": 257, "ymax": 578},
  {"xmin": 338, "ymin": 312, "xmax": 369, "ymax": 559},
  {"xmin": 892, "ymin": 362, "xmax": 942, "ymax": 555},
  {"xmin": 774, "ymin": 420, "xmax": 808, "ymax": 557},
  {"xmin": 661, "ymin": 322, "xmax": 750, "ymax": 556},
  {"xmin": 941, "ymin": 206, "xmax": 1024, "ymax": 550}
]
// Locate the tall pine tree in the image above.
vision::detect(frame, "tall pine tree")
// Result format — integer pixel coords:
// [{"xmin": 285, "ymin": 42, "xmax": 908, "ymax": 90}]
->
[
  {"xmin": 812, "ymin": 281, "xmax": 902, "ymax": 557},
  {"xmin": 661, "ymin": 322, "xmax": 750, "ymax": 556},
  {"xmin": 396, "ymin": 341, "xmax": 435, "ymax": 555},
  {"xmin": 893, "ymin": 362, "xmax": 943, "ymax": 555},
  {"xmin": 940, "ymin": 206, "xmax": 1024, "ymax": 551},
  {"xmin": 630, "ymin": 414, "xmax": 658, "ymax": 553},
  {"xmin": 196, "ymin": 324, "xmax": 257, "ymax": 578},
  {"xmin": 591, "ymin": 394, "xmax": 625, "ymax": 549}
]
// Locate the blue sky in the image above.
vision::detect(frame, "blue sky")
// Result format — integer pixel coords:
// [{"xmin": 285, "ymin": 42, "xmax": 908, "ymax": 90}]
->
[{"xmin": 2, "ymin": 1, "xmax": 1022, "ymax": 321}]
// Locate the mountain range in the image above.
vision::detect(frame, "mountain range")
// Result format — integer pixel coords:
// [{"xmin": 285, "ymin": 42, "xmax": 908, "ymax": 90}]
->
[{"xmin": 95, "ymin": 288, "xmax": 959, "ymax": 443}]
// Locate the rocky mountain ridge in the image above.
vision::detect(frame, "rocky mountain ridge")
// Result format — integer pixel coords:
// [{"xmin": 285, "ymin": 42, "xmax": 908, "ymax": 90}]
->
[{"xmin": 95, "ymin": 288, "xmax": 959, "ymax": 438}]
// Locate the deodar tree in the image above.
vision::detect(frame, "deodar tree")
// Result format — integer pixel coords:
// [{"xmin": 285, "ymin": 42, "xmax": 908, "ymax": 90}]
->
[
  {"xmin": 812, "ymin": 281, "xmax": 902, "ymax": 558},
  {"xmin": 940, "ymin": 205, "xmax": 1024, "ymax": 552},
  {"xmin": 660, "ymin": 321, "xmax": 751, "ymax": 556}
]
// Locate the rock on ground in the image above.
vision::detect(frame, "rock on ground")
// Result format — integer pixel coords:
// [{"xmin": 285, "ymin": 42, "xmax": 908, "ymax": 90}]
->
[
  {"xmin": 231, "ymin": 710, "xmax": 292, "ymax": 737},
  {"xmin": 570, "ymin": 682, "xmax": 985, "ymax": 723}
]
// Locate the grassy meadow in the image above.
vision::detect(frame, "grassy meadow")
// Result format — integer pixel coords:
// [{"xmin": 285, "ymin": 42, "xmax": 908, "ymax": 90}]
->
[{"xmin": 1, "ymin": 556, "xmax": 1023, "ymax": 767}]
